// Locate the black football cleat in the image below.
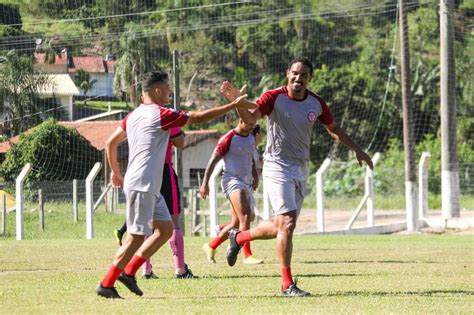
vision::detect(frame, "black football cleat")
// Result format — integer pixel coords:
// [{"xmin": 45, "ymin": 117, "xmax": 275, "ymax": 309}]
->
[
  {"xmin": 96, "ymin": 284, "xmax": 123, "ymax": 299},
  {"xmin": 281, "ymin": 281, "xmax": 311, "ymax": 297},
  {"xmin": 226, "ymin": 229, "xmax": 242, "ymax": 267},
  {"xmin": 176, "ymin": 264, "xmax": 198, "ymax": 279},
  {"xmin": 118, "ymin": 272, "xmax": 143, "ymax": 296}
]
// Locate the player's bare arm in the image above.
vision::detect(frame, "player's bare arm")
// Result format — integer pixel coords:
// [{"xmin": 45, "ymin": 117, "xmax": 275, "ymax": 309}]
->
[
  {"xmin": 221, "ymin": 81, "xmax": 261, "ymax": 124},
  {"xmin": 199, "ymin": 151, "xmax": 224, "ymax": 199},
  {"xmin": 324, "ymin": 122, "xmax": 374, "ymax": 170},
  {"xmin": 105, "ymin": 127, "xmax": 127, "ymax": 188},
  {"xmin": 252, "ymin": 159, "xmax": 259, "ymax": 191},
  {"xmin": 186, "ymin": 94, "xmax": 249, "ymax": 125},
  {"xmin": 171, "ymin": 133, "xmax": 185, "ymax": 148}
]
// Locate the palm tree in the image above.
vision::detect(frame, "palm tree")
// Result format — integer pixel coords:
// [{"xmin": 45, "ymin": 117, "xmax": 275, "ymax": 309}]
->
[
  {"xmin": 0, "ymin": 50, "xmax": 50, "ymax": 135},
  {"xmin": 75, "ymin": 69, "xmax": 97, "ymax": 105}
]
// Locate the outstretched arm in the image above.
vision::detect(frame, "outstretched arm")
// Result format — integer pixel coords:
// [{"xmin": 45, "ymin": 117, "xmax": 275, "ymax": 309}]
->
[
  {"xmin": 199, "ymin": 151, "xmax": 224, "ymax": 199},
  {"xmin": 105, "ymin": 127, "xmax": 127, "ymax": 188},
  {"xmin": 323, "ymin": 122, "xmax": 374, "ymax": 170},
  {"xmin": 185, "ymin": 94, "xmax": 249, "ymax": 125},
  {"xmin": 221, "ymin": 81, "xmax": 262, "ymax": 124}
]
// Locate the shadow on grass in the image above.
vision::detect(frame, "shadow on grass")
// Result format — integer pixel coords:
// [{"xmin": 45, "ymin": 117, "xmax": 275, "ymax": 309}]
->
[
  {"xmin": 302, "ymin": 260, "xmax": 440, "ymax": 264},
  {"xmin": 203, "ymin": 272, "xmax": 363, "ymax": 280},
  {"xmin": 148, "ymin": 289, "xmax": 474, "ymax": 300},
  {"xmin": 317, "ymin": 289, "xmax": 474, "ymax": 298}
]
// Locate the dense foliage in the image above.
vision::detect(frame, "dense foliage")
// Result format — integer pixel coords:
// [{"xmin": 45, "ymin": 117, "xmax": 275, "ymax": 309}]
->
[{"xmin": 0, "ymin": 119, "xmax": 101, "ymax": 184}]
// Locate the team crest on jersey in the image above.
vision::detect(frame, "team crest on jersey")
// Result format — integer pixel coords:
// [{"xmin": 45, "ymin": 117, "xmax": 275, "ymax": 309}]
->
[{"xmin": 307, "ymin": 111, "xmax": 317, "ymax": 122}]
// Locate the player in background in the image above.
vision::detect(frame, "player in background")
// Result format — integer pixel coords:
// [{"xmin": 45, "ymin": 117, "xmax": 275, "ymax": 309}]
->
[
  {"xmin": 200, "ymin": 120, "xmax": 263, "ymax": 265},
  {"xmin": 97, "ymin": 70, "xmax": 250, "ymax": 299},
  {"xmin": 221, "ymin": 57, "xmax": 373, "ymax": 297},
  {"xmin": 113, "ymin": 127, "xmax": 196, "ymax": 279}
]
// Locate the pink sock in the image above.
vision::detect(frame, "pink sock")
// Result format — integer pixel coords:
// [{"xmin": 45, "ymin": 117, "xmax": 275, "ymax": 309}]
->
[
  {"xmin": 169, "ymin": 228, "xmax": 185, "ymax": 274},
  {"xmin": 141, "ymin": 235, "xmax": 152, "ymax": 275},
  {"xmin": 142, "ymin": 258, "xmax": 152, "ymax": 275}
]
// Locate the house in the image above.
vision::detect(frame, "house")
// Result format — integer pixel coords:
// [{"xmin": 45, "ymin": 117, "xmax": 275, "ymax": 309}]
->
[
  {"xmin": 0, "ymin": 122, "xmax": 221, "ymax": 188},
  {"xmin": 37, "ymin": 74, "xmax": 81, "ymax": 121},
  {"xmin": 35, "ymin": 52, "xmax": 117, "ymax": 98},
  {"xmin": 181, "ymin": 129, "xmax": 221, "ymax": 187}
]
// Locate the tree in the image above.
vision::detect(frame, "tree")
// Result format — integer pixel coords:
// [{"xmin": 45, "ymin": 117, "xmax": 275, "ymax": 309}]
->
[
  {"xmin": 75, "ymin": 69, "xmax": 97, "ymax": 104},
  {"xmin": 0, "ymin": 50, "xmax": 51, "ymax": 135},
  {"xmin": 0, "ymin": 118, "xmax": 102, "ymax": 185}
]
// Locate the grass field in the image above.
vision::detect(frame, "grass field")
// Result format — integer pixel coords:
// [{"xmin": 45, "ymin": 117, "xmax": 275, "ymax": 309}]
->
[{"xmin": 0, "ymin": 208, "xmax": 473, "ymax": 314}]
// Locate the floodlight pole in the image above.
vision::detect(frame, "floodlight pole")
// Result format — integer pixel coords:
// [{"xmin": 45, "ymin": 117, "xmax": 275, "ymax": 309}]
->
[
  {"xmin": 440, "ymin": 0, "xmax": 460, "ymax": 219},
  {"xmin": 399, "ymin": 0, "xmax": 418, "ymax": 232}
]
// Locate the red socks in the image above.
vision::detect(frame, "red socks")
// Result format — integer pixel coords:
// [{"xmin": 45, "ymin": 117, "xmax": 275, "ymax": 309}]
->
[
  {"xmin": 281, "ymin": 266, "xmax": 294, "ymax": 290},
  {"xmin": 242, "ymin": 242, "xmax": 252, "ymax": 258},
  {"xmin": 235, "ymin": 230, "xmax": 252, "ymax": 246},
  {"xmin": 101, "ymin": 264, "xmax": 122, "ymax": 288},
  {"xmin": 209, "ymin": 237, "xmax": 225, "ymax": 250},
  {"xmin": 123, "ymin": 255, "xmax": 146, "ymax": 276}
]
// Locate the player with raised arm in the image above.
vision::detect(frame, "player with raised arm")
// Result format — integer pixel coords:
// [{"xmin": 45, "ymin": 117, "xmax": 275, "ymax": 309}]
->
[
  {"xmin": 114, "ymin": 126, "xmax": 196, "ymax": 279},
  {"xmin": 221, "ymin": 57, "xmax": 373, "ymax": 297},
  {"xmin": 96, "ymin": 70, "xmax": 249, "ymax": 299}
]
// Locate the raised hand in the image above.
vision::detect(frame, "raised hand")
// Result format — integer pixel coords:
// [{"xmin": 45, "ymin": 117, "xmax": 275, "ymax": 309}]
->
[
  {"xmin": 221, "ymin": 81, "xmax": 247, "ymax": 102},
  {"xmin": 232, "ymin": 94, "xmax": 258, "ymax": 110}
]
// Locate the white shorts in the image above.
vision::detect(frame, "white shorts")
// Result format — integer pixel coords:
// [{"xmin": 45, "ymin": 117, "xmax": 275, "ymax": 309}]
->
[
  {"xmin": 125, "ymin": 190, "xmax": 171, "ymax": 235},
  {"xmin": 263, "ymin": 174, "xmax": 306, "ymax": 216},
  {"xmin": 221, "ymin": 176, "xmax": 255, "ymax": 214}
]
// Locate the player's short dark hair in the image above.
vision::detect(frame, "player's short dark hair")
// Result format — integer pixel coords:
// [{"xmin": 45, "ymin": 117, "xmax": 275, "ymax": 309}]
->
[
  {"xmin": 142, "ymin": 70, "xmax": 169, "ymax": 92},
  {"xmin": 288, "ymin": 57, "xmax": 313, "ymax": 76},
  {"xmin": 252, "ymin": 124, "xmax": 261, "ymax": 136}
]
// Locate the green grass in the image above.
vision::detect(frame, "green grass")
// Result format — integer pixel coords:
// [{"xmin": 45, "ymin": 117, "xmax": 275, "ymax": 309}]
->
[
  {"xmin": 0, "ymin": 207, "xmax": 473, "ymax": 313},
  {"xmin": 75, "ymin": 100, "xmax": 131, "ymax": 112}
]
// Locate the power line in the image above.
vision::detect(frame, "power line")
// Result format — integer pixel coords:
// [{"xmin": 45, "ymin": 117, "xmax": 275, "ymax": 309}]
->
[{"xmin": 1, "ymin": 1, "xmax": 253, "ymax": 27}]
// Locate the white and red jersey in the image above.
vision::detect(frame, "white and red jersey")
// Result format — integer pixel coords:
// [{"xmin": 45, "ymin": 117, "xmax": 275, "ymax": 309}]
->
[
  {"xmin": 215, "ymin": 129, "xmax": 256, "ymax": 185},
  {"xmin": 121, "ymin": 104, "xmax": 188, "ymax": 196},
  {"xmin": 257, "ymin": 86, "xmax": 334, "ymax": 180}
]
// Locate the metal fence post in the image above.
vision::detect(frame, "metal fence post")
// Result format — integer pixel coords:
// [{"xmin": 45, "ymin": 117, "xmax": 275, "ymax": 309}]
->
[
  {"xmin": 1, "ymin": 193, "xmax": 5, "ymax": 235},
  {"xmin": 209, "ymin": 160, "xmax": 223, "ymax": 237},
  {"xmin": 366, "ymin": 152, "xmax": 381, "ymax": 227},
  {"xmin": 418, "ymin": 152, "xmax": 431, "ymax": 220},
  {"xmin": 316, "ymin": 158, "xmax": 331, "ymax": 233},
  {"xmin": 38, "ymin": 189, "xmax": 44, "ymax": 231},
  {"xmin": 73, "ymin": 179, "xmax": 78, "ymax": 223},
  {"xmin": 86, "ymin": 162, "xmax": 102, "ymax": 240},
  {"xmin": 16, "ymin": 163, "xmax": 32, "ymax": 241}
]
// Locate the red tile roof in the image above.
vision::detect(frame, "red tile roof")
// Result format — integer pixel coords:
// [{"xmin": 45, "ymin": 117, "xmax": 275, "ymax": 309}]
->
[
  {"xmin": 184, "ymin": 129, "xmax": 220, "ymax": 148},
  {"xmin": 0, "ymin": 122, "xmax": 220, "ymax": 153},
  {"xmin": 35, "ymin": 53, "xmax": 68, "ymax": 65},
  {"xmin": 34, "ymin": 53, "xmax": 116, "ymax": 73}
]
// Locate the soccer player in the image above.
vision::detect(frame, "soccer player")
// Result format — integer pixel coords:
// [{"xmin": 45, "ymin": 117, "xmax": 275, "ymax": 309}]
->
[
  {"xmin": 221, "ymin": 57, "xmax": 374, "ymax": 297},
  {"xmin": 200, "ymin": 120, "xmax": 263, "ymax": 265},
  {"xmin": 114, "ymin": 126, "xmax": 196, "ymax": 279},
  {"xmin": 96, "ymin": 70, "xmax": 250, "ymax": 299}
]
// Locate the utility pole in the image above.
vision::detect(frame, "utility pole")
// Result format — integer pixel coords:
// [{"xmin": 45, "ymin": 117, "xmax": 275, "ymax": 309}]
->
[
  {"xmin": 399, "ymin": 0, "xmax": 418, "ymax": 231},
  {"xmin": 173, "ymin": 50, "xmax": 186, "ymax": 232},
  {"xmin": 440, "ymin": 0, "xmax": 460, "ymax": 219}
]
